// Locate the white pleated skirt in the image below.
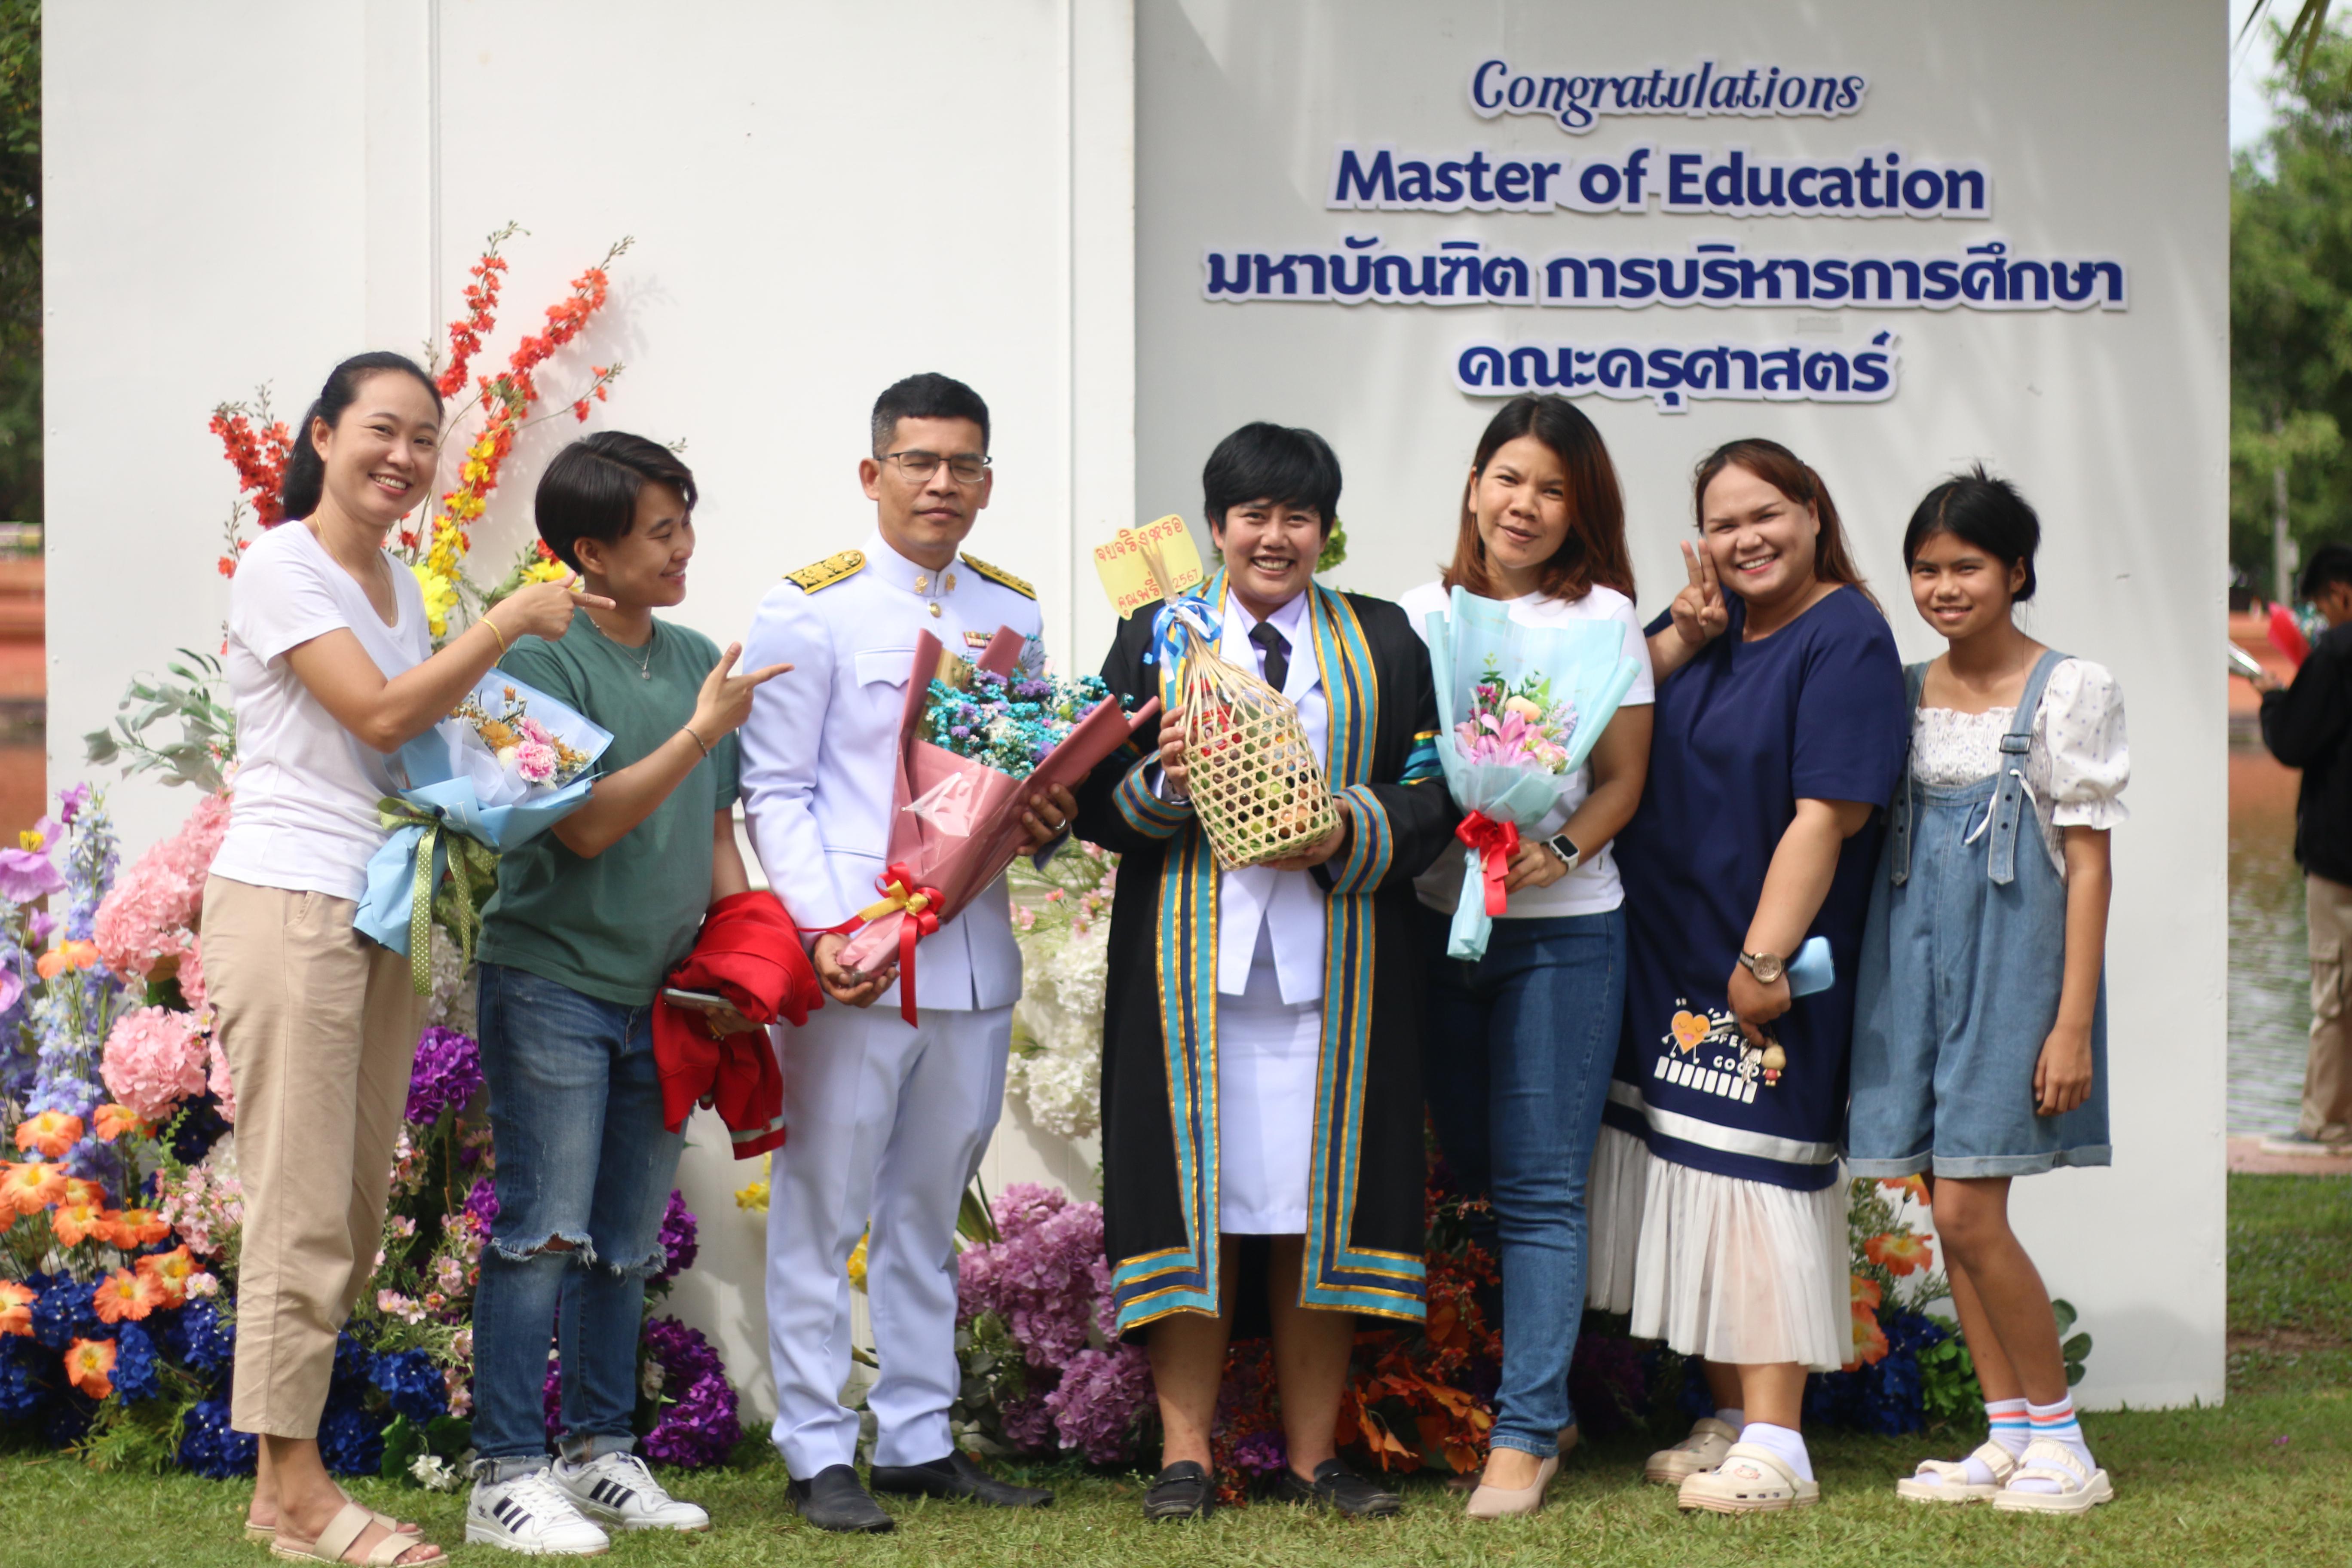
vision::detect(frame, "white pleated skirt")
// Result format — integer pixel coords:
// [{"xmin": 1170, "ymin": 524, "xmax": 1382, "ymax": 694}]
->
[
  {"xmin": 1585, "ymin": 1122, "xmax": 1650, "ymax": 1314},
  {"xmin": 1213, "ymin": 956, "xmax": 1320, "ymax": 1235},
  {"xmin": 1623, "ymin": 1145, "xmax": 1851, "ymax": 1372}
]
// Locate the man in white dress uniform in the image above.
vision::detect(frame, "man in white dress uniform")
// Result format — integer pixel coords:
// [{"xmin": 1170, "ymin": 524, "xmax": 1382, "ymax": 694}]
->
[{"xmin": 738, "ymin": 374, "xmax": 1073, "ymax": 1532}]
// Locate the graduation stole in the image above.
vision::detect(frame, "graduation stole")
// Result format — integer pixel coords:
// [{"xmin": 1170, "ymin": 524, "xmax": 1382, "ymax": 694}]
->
[{"xmin": 1112, "ymin": 575, "xmax": 1427, "ymax": 1334}]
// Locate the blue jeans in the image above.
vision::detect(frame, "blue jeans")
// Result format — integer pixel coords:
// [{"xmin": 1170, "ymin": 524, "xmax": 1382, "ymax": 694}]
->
[
  {"xmin": 1420, "ymin": 904, "xmax": 1626, "ymax": 1457},
  {"xmin": 470, "ymin": 963, "xmax": 686, "ymax": 1473}
]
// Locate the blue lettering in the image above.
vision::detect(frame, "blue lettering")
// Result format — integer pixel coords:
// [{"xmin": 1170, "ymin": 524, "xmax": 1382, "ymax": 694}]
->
[
  {"xmin": 1531, "ymin": 162, "xmax": 1562, "ymax": 204},
  {"xmin": 1471, "ymin": 60, "xmax": 1507, "ymax": 114},
  {"xmin": 1332, "ymin": 147, "xmax": 1394, "ymax": 207},
  {"xmin": 1578, "ymin": 160, "xmax": 1623, "ymax": 207},
  {"xmin": 1668, "ymin": 152, "xmax": 1703, "ymax": 207},
  {"xmin": 1495, "ymin": 161, "xmax": 1531, "ymax": 204},
  {"xmin": 1434, "ymin": 162, "xmax": 1467, "ymax": 204}
]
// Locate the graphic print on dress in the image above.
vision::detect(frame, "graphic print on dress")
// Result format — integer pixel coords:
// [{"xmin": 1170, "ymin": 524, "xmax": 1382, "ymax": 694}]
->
[{"xmin": 1653, "ymin": 999, "xmax": 1785, "ymax": 1103}]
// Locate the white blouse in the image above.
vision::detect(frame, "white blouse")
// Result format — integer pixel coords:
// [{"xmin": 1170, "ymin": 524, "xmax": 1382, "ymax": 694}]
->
[{"xmin": 1910, "ymin": 658, "xmax": 2129, "ymax": 878}]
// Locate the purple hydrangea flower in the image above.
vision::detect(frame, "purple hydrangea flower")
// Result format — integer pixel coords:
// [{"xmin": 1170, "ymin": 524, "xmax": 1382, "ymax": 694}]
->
[
  {"xmin": 1044, "ymin": 1344, "xmax": 1153, "ymax": 1464},
  {"xmin": 405, "ymin": 1027, "xmax": 484, "ymax": 1124},
  {"xmin": 464, "ymin": 1175, "xmax": 500, "ymax": 1234},
  {"xmin": 1229, "ymin": 1428, "xmax": 1290, "ymax": 1477},
  {"xmin": 652, "ymin": 1191, "xmax": 698, "ymax": 1285}
]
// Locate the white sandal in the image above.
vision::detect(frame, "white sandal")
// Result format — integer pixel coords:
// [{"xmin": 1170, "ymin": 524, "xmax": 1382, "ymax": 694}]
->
[
  {"xmin": 1895, "ymin": 1440, "xmax": 2018, "ymax": 1504},
  {"xmin": 1644, "ymin": 1416, "xmax": 1739, "ymax": 1484},
  {"xmin": 1991, "ymin": 1436, "xmax": 2114, "ymax": 1515},
  {"xmin": 1676, "ymin": 1442, "xmax": 1820, "ymax": 1513}
]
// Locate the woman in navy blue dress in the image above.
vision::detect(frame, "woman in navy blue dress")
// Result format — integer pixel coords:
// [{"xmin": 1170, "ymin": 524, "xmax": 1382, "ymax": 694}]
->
[{"xmin": 1589, "ymin": 439, "xmax": 1907, "ymax": 1513}]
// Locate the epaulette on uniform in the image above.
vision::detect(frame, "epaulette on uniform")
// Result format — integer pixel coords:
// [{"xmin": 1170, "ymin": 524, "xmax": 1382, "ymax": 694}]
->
[
  {"xmin": 785, "ymin": 550, "xmax": 865, "ymax": 593},
  {"xmin": 960, "ymin": 553, "xmax": 1035, "ymax": 599}
]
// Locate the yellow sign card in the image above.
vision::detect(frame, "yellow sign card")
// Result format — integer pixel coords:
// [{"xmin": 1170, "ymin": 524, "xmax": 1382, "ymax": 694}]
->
[{"xmin": 1093, "ymin": 514, "xmax": 1205, "ymax": 618}]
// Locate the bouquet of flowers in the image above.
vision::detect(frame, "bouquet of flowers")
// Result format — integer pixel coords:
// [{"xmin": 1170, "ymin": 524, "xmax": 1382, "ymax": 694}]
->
[
  {"xmin": 834, "ymin": 629, "xmax": 1155, "ymax": 1023},
  {"xmin": 356, "ymin": 671, "xmax": 612, "ymax": 985},
  {"xmin": 1424, "ymin": 586, "xmax": 1643, "ymax": 959}
]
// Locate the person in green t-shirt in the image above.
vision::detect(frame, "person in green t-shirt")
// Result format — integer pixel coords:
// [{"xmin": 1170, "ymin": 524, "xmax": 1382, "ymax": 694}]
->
[{"xmin": 464, "ymin": 432, "xmax": 788, "ymax": 1555}]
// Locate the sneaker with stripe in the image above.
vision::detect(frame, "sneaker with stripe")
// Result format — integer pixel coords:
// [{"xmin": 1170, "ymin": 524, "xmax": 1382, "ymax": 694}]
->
[
  {"xmin": 466, "ymin": 1467, "xmax": 611, "ymax": 1556},
  {"xmin": 551, "ymin": 1451, "xmax": 711, "ymax": 1533}
]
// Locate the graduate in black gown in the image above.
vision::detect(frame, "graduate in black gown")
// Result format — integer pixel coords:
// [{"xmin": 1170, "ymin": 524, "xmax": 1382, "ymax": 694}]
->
[{"xmin": 1073, "ymin": 424, "xmax": 1458, "ymax": 1519}]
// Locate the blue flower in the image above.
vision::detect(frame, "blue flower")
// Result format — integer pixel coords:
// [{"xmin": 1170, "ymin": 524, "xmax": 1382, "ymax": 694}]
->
[
  {"xmin": 331, "ymin": 1328, "xmax": 373, "ymax": 1390},
  {"xmin": 369, "ymin": 1349, "xmax": 447, "ymax": 1425},
  {"xmin": 0, "ymin": 1337, "xmax": 51, "ymax": 1421},
  {"xmin": 166, "ymin": 1299, "xmax": 236, "ymax": 1378},
  {"xmin": 317, "ymin": 1399, "xmax": 386, "ymax": 1476},
  {"xmin": 179, "ymin": 1396, "xmax": 258, "ymax": 1478},
  {"xmin": 110, "ymin": 1321, "xmax": 161, "ymax": 1404},
  {"xmin": 30, "ymin": 1274, "xmax": 98, "ymax": 1351}
]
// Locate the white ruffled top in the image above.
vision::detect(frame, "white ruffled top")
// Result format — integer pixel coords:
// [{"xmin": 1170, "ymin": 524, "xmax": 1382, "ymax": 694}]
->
[{"xmin": 1911, "ymin": 658, "xmax": 2129, "ymax": 879}]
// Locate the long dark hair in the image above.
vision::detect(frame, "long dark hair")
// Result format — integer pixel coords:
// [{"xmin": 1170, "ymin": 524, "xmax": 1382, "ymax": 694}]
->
[
  {"xmin": 1442, "ymin": 395, "xmax": 1634, "ymax": 603},
  {"xmin": 1691, "ymin": 437, "xmax": 1875, "ymax": 608},
  {"xmin": 279, "ymin": 352, "xmax": 443, "ymax": 521}
]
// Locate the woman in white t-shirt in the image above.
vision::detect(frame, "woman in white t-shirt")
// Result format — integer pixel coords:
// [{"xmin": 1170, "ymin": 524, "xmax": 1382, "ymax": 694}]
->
[
  {"xmin": 1400, "ymin": 395, "xmax": 1654, "ymax": 1519},
  {"xmin": 201, "ymin": 352, "xmax": 599, "ymax": 1567}
]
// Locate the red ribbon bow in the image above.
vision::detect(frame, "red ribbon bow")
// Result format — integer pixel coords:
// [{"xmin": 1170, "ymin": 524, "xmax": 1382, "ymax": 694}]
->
[
  {"xmin": 867, "ymin": 862, "xmax": 944, "ymax": 1026},
  {"xmin": 1455, "ymin": 813, "xmax": 1519, "ymax": 917}
]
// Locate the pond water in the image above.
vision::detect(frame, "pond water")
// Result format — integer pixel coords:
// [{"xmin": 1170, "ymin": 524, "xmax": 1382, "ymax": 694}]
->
[{"xmin": 2230, "ymin": 736, "xmax": 2310, "ymax": 1136}]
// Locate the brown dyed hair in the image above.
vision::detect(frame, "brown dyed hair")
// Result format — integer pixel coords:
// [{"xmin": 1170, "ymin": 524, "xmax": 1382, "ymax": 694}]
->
[
  {"xmin": 1691, "ymin": 437, "xmax": 1877, "ymax": 608},
  {"xmin": 1442, "ymin": 395, "xmax": 1635, "ymax": 603}
]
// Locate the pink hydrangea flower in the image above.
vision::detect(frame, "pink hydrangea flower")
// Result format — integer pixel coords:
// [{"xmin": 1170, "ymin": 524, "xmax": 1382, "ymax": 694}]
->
[
  {"xmin": 100, "ymin": 1005, "xmax": 209, "ymax": 1121},
  {"xmin": 91, "ymin": 792, "xmax": 232, "ymax": 983}
]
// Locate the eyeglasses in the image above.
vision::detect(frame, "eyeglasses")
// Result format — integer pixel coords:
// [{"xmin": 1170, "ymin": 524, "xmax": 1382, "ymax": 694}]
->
[{"xmin": 880, "ymin": 449, "xmax": 992, "ymax": 486}]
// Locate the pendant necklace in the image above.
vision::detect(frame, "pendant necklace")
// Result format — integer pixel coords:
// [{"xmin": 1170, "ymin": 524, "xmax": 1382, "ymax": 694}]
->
[{"xmin": 589, "ymin": 610, "xmax": 656, "ymax": 678}]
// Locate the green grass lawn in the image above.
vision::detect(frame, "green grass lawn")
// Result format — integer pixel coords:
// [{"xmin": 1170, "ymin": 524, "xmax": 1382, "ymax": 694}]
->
[{"xmin": 4, "ymin": 1174, "xmax": 2346, "ymax": 1568}]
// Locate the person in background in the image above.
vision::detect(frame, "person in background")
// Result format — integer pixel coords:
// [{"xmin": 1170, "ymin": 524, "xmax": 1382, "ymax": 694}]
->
[
  {"xmin": 462, "ymin": 434, "xmax": 788, "ymax": 1553},
  {"xmin": 739, "ymin": 373, "xmax": 1067, "ymax": 1532},
  {"xmin": 1850, "ymin": 469, "xmax": 2125, "ymax": 1514},
  {"xmin": 204, "ymin": 352, "xmax": 595, "ymax": 1567},
  {"xmin": 2248, "ymin": 542, "xmax": 2352, "ymax": 1156},
  {"xmin": 1595, "ymin": 438, "xmax": 1906, "ymax": 1514},
  {"xmin": 1394, "ymin": 395, "xmax": 1653, "ymax": 1519},
  {"xmin": 1074, "ymin": 422, "xmax": 1458, "ymax": 1523}
]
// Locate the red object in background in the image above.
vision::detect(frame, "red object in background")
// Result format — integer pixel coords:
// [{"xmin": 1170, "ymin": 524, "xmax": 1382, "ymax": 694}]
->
[
  {"xmin": 2269, "ymin": 602, "xmax": 2312, "ymax": 668},
  {"xmin": 653, "ymin": 890, "xmax": 822, "ymax": 1158}
]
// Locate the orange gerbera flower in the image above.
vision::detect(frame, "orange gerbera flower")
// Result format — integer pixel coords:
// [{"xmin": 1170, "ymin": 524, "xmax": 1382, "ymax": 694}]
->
[
  {"xmin": 106, "ymin": 1208, "xmax": 172, "ymax": 1248},
  {"xmin": 0, "ymin": 1160, "xmax": 66, "ymax": 1217},
  {"xmin": 60, "ymin": 1176, "xmax": 105, "ymax": 1208},
  {"xmin": 92, "ymin": 1268, "xmax": 161, "ymax": 1324},
  {"xmin": 1879, "ymin": 1174, "xmax": 1931, "ymax": 1208},
  {"xmin": 0, "ymin": 1280, "xmax": 34, "ymax": 1336},
  {"xmin": 93, "ymin": 1104, "xmax": 150, "ymax": 1142},
  {"xmin": 64, "ymin": 1336, "xmax": 117, "ymax": 1398},
  {"xmin": 13, "ymin": 1110, "xmax": 83, "ymax": 1158},
  {"xmin": 1863, "ymin": 1231, "xmax": 1936, "ymax": 1277},
  {"xmin": 50, "ymin": 1201, "xmax": 114, "ymax": 1247},
  {"xmin": 33, "ymin": 941, "xmax": 99, "ymax": 982},
  {"xmin": 136, "ymin": 1245, "xmax": 195, "ymax": 1306}
]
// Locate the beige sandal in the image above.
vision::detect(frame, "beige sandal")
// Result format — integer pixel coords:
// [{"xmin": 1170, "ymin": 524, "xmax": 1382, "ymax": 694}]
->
[
  {"xmin": 246, "ymin": 1509, "xmax": 422, "ymax": 1545},
  {"xmin": 1990, "ymin": 1437, "xmax": 2113, "ymax": 1515},
  {"xmin": 269, "ymin": 1500, "xmax": 445, "ymax": 1565},
  {"xmin": 1896, "ymin": 1440, "xmax": 2018, "ymax": 1504},
  {"xmin": 1676, "ymin": 1442, "xmax": 1821, "ymax": 1513},
  {"xmin": 1644, "ymin": 1416, "xmax": 1739, "ymax": 1484}
]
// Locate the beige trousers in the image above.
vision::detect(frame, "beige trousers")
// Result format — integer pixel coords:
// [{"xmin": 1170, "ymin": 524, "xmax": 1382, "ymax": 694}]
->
[
  {"xmin": 202, "ymin": 876, "xmax": 422, "ymax": 1438},
  {"xmin": 2303, "ymin": 873, "xmax": 2352, "ymax": 1143}
]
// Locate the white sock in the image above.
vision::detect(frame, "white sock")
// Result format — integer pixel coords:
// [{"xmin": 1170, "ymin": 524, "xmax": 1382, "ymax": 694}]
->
[
  {"xmin": 2008, "ymin": 1396, "xmax": 2095, "ymax": 1494},
  {"xmin": 1712, "ymin": 1406, "xmax": 1746, "ymax": 1430},
  {"xmin": 1737, "ymin": 1421, "xmax": 1813, "ymax": 1483},
  {"xmin": 1936, "ymin": 1398, "xmax": 2030, "ymax": 1487}
]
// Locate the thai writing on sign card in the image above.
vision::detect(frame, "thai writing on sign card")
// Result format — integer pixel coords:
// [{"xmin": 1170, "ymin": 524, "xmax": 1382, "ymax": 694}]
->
[{"xmin": 1093, "ymin": 515, "xmax": 1205, "ymax": 618}]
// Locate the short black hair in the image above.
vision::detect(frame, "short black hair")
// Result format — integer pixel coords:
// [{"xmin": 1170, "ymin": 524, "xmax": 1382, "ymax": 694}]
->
[
  {"xmin": 1901, "ymin": 463, "xmax": 2041, "ymax": 603},
  {"xmin": 871, "ymin": 373, "xmax": 990, "ymax": 456},
  {"xmin": 534, "ymin": 431, "xmax": 698, "ymax": 572},
  {"xmin": 1202, "ymin": 422, "xmax": 1342, "ymax": 537},
  {"xmin": 2302, "ymin": 542, "xmax": 2352, "ymax": 600}
]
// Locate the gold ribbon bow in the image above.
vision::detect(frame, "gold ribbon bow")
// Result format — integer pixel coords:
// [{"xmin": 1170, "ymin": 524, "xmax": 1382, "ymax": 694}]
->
[{"xmin": 377, "ymin": 799, "xmax": 502, "ymax": 994}]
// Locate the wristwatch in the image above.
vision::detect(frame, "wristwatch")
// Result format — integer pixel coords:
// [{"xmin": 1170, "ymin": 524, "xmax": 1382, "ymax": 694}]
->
[
  {"xmin": 1544, "ymin": 833, "xmax": 1582, "ymax": 872},
  {"xmin": 1738, "ymin": 950, "xmax": 1787, "ymax": 986}
]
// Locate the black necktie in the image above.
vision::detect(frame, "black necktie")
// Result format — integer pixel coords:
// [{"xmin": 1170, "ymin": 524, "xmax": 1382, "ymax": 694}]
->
[{"xmin": 1248, "ymin": 622, "xmax": 1290, "ymax": 693}]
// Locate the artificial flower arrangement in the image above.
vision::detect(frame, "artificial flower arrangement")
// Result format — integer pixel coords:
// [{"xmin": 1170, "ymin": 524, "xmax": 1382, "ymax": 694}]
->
[
  {"xmin": 832, "ymin": 630, "xmax": 1155, "ymax": 1023},
  {"xmin": 356, "ymin": 671, "xmax": 613, "ymax": 985},
  {"xmin": 1423, "ymin": 586, "xmax": 1644, "ymax": 959},
  {"xmin": 1004, "ymin": 844, "xmax": 1118, "ymax": 1141}
]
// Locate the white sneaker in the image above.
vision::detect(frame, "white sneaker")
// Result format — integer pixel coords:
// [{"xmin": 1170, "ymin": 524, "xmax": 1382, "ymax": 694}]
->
[
  {"xmin": 466, "ymin": 1468, "xmax": 612, "ymax": 1556},
  {"xmin": 551, "ymin": 1451, "xmax": 712, "ymax": 1533}
]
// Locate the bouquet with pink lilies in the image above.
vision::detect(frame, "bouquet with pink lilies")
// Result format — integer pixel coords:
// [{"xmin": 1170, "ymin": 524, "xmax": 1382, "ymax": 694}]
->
[{"xmin": 1423, "ymin": 587, "xmax": 1643, "ymax": 959}]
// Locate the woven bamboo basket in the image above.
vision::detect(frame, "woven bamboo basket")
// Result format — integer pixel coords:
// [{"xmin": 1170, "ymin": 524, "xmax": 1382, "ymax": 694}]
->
[{"xmin": 1175, "ymin": 628, "xmax": 1340, "ymax": 869}]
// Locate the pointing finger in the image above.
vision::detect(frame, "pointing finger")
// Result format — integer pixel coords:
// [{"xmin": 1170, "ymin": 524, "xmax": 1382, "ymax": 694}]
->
[{"xmin": 743, "ymin": 662, "xmax": 794, "ymax": 685}]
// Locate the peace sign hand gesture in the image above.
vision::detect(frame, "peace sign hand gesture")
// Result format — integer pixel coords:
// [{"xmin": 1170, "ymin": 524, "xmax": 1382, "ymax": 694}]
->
[{"xmin": 1671, "ymin": 542, "xmax": 1728, "ymax": 650}]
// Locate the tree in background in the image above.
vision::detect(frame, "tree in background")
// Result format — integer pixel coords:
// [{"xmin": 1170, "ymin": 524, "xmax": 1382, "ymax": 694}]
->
[
  {"xmin": 2233, "ymin": 21, "xmax": 2352, "ymax": 596},
  {"xmin": 0, "ymin": 1, "xmax": 35, "ymax": 526}
]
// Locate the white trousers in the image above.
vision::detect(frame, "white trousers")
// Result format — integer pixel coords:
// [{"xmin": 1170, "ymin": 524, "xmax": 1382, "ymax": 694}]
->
[{"xmin": 764, "ymin": 1001, "xmax": 1011, "ymax": 1474}]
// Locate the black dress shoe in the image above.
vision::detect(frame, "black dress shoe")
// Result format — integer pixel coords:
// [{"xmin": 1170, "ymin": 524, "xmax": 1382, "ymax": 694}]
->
[
  {"xmin": 868, "ymin": 1451, "xmax": 1054, "ymax": 1508},
  {"xmin": 787, "ymin": 1464, "xmax": 895, "ymax": 1532},
  {"xmin": 1142, "ymin": 1461, "xmax": 1218, "ymax": 1520},
  {"xmin": 1273, "ymin": 1458, "xmax": 1403, "ymax": 1517}
]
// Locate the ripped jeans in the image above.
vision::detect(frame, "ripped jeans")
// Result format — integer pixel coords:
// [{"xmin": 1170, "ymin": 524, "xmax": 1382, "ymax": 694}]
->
[{"xmin": 470, "ymin": 962, "xmax": 686, "ymax": 1473}]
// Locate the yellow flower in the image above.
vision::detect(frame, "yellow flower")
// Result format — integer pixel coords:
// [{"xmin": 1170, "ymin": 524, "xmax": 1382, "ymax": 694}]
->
[
  {"xmin": 847, "ymin": 1231, "xmax": 869, "ymax": 1291},
  {"xmin": 413, "ymin": 565, "xmax": 459, "ymax": 639},
  {"xmin": 522, "ymin": 558, "xmax": 572, "ymax": 586},
  {"xmin": 733, "ymin": 1152, "xmax": 772, "ymax": 1213},
  {"xmin": 461, "ymin": 460, "xmax": 488, "ymax": 484},
  {"xmin": 16, "ymin": 829, "xmax": 41, "ymax": 851}
]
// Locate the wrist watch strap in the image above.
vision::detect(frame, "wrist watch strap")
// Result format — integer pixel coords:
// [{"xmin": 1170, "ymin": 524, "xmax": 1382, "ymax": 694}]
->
[{"xmin": 1545, "ymin": 833, "xmax": 1581, "ymax": 872}]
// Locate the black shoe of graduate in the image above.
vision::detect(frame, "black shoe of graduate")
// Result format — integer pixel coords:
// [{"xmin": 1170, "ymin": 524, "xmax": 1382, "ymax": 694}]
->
[
  {"xmin": 787, "ymin": 1464, "xmax": 895, "ymax": 1532},
  {"xmin": 1142, "ymin": 1461, "xmax": 1218, "ymax": 1521},
  {"xmin": 867, "ymin": 1450, "xmax": 1054, "ymax": 1508},
  {"xmin": 1273, "ymin": 1457, "xmax": 1403, "ymax": 1517}
]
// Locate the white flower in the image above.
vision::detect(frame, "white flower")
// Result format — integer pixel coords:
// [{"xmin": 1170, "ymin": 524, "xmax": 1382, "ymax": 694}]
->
[
  {"xmin": 409, "ymin": 1453, "xmax": 460, "ymax": 1492},
  {"xmin": 1008, "ymin": 922, "xmax": 1110, "ymax": 1138}
]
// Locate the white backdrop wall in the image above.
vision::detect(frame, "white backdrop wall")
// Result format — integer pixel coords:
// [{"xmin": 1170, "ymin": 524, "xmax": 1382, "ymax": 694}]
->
[
  {"xmin": 45, "ymin": 0, "xmax": 2224, "ymax": 1418},
  {"xmin": 1136, "ymin": 0, "xmax": 2227, "ymax": 1409}
]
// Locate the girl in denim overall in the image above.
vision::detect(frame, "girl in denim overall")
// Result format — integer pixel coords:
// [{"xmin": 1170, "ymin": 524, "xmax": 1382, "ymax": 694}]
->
[{"xmin": 1850, "ymin": 469, "xmax": 2127, "ymax": 1515}]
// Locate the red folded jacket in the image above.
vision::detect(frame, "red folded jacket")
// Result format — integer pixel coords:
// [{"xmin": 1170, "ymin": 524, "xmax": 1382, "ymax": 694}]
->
[{"xmin": 653, "ymin": 889, "xmax": 823, "ymax": 1159}]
